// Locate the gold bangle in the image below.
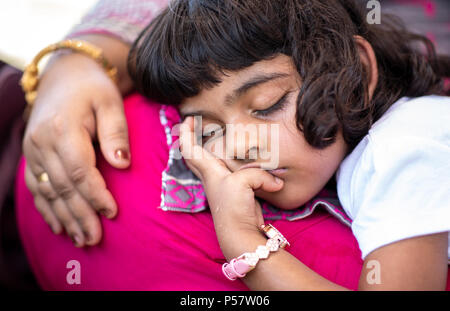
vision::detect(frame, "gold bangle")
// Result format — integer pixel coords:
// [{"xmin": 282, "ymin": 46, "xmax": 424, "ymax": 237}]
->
[{"xmin": 20, "ymin": 39, "xmax": 118, "ymax": 121}]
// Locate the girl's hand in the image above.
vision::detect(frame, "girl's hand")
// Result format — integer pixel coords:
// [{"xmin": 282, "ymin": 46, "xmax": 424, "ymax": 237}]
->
[
  {"xmin": 23, "ymin": 50, "xmax": 130, "ymax": 247},
  {"xmin": 179, "ymin": 117, "xmax": 284, "ymax": 254}
]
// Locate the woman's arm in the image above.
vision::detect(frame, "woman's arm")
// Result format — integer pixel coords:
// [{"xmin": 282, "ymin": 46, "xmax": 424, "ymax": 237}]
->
[
  {"xmin": 63, "ymin": 0, "xmax": 169, "ymax": 94},
  {"xmin": 43, "ymin": 34, "xmax": 133, "ymax": 96},
  {"xmin": 23, "ymin": 0, "xmax": 167, "ymax": 247}
]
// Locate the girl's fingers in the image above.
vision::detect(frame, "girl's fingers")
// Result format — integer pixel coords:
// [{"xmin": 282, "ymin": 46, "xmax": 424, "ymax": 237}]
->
[
  {"xmin": 234, "ymin": 167, "xmax": 284, "ymax": 193},
  {"xmin": 180, "ymin": 117, "xmax": 229, "ymax": 181},
  {"xmin": 179, "ymin": 117, "xmax": 207, "ymax": 162},
  {"xmin": 254, "ymin": 200, "xmax": 265, "ymax": 228}
]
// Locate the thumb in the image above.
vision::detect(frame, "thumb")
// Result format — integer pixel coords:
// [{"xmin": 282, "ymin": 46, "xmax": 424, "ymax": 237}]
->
[
  {"xmin": 96, "ymin": 99, "xmax": 131, "ymax": 169},
  {"xmin": 237, "ymin": 168, "xmax": 284, "ymax": 193},
  {"xmin": 254, "ymin": 200, "xmax": 265, "ymax": 228}
]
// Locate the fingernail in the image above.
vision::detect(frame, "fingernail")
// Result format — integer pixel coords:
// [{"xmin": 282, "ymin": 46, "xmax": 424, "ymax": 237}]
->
[
  {"xmin": 51, "ymin": 225, "xmax": 60, "ymax": 235},
  {"xmin": 84, "ymin": 231, "xmax": 92, "ymax": 243},
  {"xmin": 100, "ymin": 208, "xmax": 112, "ymax": 218},
  {"xmin": 275, "ymin": 177, "xmax": 283, "ymax": 184},
  {"xmin": 71, "ymin": 234, "xmax": 82, "ymax": 247},
  {"xmin": 114, "ymin": 149, "xmax": 130, "ymax": 161}
]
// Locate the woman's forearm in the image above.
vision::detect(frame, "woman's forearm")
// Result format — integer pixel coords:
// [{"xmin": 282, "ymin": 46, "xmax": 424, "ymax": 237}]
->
[
  {"xmin": 41, "ymin": 33, "xmax": 133, "ymax": 96},
  {"xmin": 60, "ymin": 0, "xmax": 169, "ymax": 95},
  {"xmin": 69, "ymin": 34, "xmax": 134, "ymax": 95}
]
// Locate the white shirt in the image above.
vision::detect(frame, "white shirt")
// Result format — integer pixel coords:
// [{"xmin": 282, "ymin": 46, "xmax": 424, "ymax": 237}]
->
[{"xmin": 336, "ymin": 95, "xmax": 450, "ymax": 260}]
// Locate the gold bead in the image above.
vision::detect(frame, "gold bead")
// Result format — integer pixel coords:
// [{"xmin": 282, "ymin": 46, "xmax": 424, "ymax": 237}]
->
[{"xmin": 25, "ymin": 91, "xmax": 37, "ymax": 105}]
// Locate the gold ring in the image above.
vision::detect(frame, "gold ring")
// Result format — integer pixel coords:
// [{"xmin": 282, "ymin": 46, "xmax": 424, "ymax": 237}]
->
[{"xmin": 38, "ymin": 172, "xmax": 49, "ymax": 183}]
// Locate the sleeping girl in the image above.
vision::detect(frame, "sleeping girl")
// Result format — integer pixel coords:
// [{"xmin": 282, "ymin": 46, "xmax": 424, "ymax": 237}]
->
[{"xmin": 127, "ymin": 0, "xmax": 450, "ymax": 290}]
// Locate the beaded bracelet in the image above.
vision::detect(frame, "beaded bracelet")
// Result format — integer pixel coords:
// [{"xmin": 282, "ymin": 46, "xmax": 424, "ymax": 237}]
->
[{"xmin": 222, "ymin": 224, "xmax": 290, "ymax": 281}]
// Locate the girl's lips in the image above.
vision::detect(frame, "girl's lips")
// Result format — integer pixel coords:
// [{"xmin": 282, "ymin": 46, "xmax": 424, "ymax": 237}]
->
[
  {"xmin": 238, "ymin": 163, "xmax": 263, "ymax": 171},
  {"xmin": 237, "ymin": 163, "xmax": 288, "ymax": 178},
  {"xmin": 266, "ymin": 168, "xmax": 288, "ymax": 178}
]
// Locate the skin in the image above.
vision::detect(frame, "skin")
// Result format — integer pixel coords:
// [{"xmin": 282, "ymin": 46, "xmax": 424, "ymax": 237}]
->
[
  {"xmin": 179, "ymin": 37, "xmax": 448, "ymax": 290},
  {"xmin": 23, "ymin": 34, "xmax": 133, "ymax": 247},
  {"xmin": 179, "ymin": 54, "xmax": 348, "ymax": 209},
  {"xmin": 24, "ymin": 32, "xmax": 448, "ymax": 289}
]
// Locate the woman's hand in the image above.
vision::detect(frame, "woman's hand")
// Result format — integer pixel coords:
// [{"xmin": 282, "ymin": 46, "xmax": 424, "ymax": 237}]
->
[
  {"xmin": 22, "ymin": 50, "xmax": 131, "ymax": 247},
  {"xmin": 179, "ymin": 117, "xmax": 284, "ymax": 258}
]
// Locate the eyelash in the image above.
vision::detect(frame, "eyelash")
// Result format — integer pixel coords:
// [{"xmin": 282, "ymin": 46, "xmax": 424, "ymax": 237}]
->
[
  {"xmin": 201, "ymin": 92, "xmax": 290, "ymax": 140},
  {"xmin": 254, "ymin": 92, "xmax": 290, "ymax": 117}
]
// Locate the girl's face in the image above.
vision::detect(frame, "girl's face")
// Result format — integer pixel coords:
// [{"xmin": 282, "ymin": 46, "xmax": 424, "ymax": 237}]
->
[{"xmin": 180, "ymin": 54, "xmax": 348, "ymax": 209}]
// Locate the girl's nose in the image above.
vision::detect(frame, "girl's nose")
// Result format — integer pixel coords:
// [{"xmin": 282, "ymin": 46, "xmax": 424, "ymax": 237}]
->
[{"xmin": 202, "ymin": 121, "xmax": 270, "ymax": 171}]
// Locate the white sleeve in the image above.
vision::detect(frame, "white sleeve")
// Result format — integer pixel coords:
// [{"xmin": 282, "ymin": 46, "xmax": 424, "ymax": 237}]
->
[{"xmin": 350, "ymin": 135, "xmax": 450, "ymax": 260}]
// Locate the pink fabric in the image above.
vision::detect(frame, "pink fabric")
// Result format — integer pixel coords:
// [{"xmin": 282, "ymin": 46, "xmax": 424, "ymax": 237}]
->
[{"xmin": 14, "ymin": 94, "xmax": 449, "ymax": 290}]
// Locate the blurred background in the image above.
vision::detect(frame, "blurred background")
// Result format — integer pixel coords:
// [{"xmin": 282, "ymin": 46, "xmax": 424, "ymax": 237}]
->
[{"xmin": 0, "ymin": 0, "xmax": 96, "ymax": 70}]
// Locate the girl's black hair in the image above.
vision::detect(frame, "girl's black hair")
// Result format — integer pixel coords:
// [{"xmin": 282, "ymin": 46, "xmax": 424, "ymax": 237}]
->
[{"xmin": 128, "ymin": 0, "xmax": 449, "ymax": 151}]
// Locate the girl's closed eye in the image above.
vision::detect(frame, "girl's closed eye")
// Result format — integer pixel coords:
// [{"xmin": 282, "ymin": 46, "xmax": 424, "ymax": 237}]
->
[
  {"xmin": 253, "ymin": 91, "xmax": 292, "ymax": 117},
  {"xmin": 201, "ymin": 91, "xmax": 294, "ymax": 142}
]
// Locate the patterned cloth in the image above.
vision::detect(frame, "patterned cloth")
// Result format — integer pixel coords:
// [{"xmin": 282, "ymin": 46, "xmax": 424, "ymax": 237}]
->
[{"xmin": 68, "ymin": 0, "xmax": 168, "ymax": 44}]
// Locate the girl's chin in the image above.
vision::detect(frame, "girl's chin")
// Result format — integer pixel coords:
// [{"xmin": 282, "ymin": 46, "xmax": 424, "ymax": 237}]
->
[{"xmin": 255, "ymin": 190, "xmax": 307, "ymax": 210}]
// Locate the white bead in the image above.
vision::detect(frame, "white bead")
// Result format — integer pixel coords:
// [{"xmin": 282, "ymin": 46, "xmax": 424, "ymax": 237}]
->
[
  {"xmin": 256, "ymin": 245, "xmax": 270, "ymax": 259},
  {"xmin": 266, "ymin": 238, "xmax": 279, "ymax": 252},
  {"xmin": 243, "ymin": 252, "xmax": 259, "ymax": 266}
]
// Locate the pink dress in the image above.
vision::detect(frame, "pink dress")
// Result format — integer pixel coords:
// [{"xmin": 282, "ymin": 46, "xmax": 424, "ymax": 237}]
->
[{"xmin": 15, "ymin": 94, "xmax": 450, "ymax": 290}]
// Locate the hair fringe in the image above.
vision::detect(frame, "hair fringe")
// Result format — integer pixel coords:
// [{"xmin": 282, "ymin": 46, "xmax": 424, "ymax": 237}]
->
[{"xmin": 128, "ymin": 0, "xmax": 449, "ymax": 152}]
